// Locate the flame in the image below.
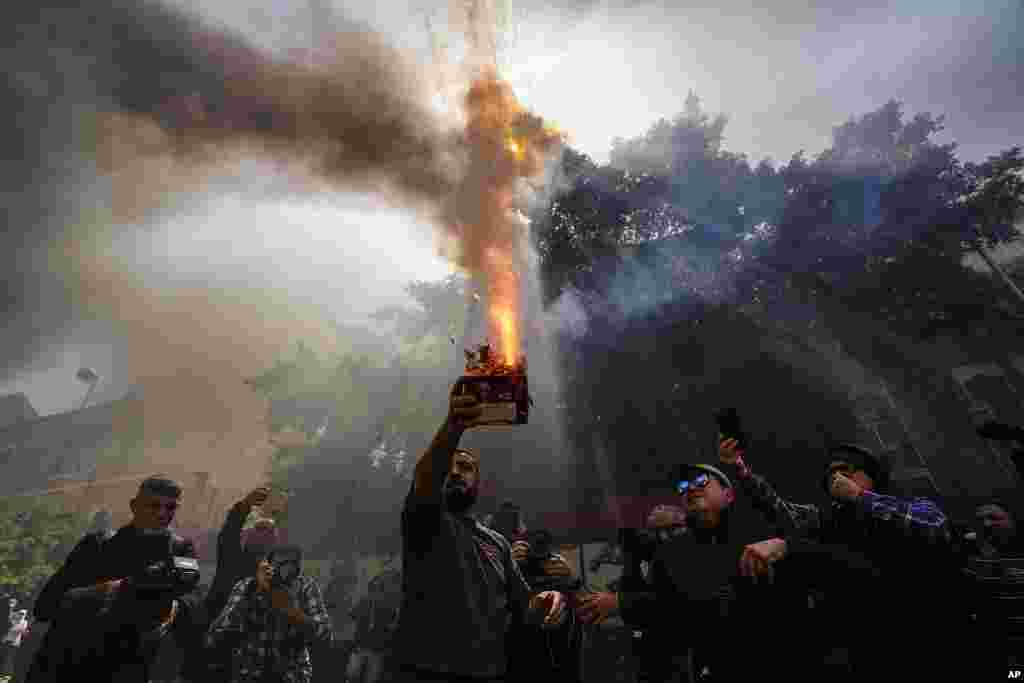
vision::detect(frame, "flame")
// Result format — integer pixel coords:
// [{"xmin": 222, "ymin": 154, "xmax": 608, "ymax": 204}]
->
[
  {"xmin": 423, "ymin": 3, "xmax": 567, "ymax": 367},
  {"xmin": 457, "ymin": 69, "xmax": 562, "ymax": 369},
  {"xmin": 505, "ymin": 136, "xmax": 525, "ymax": 162},
  {"xmin": 494, "ymin": 305, "xmax": 519, "ymax": 365}
]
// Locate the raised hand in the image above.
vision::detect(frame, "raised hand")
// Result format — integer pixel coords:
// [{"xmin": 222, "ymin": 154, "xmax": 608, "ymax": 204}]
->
[
  {"xmin": 829, "ymin": 472, "xmax": 864, "ymax": 502},
  {"xmin": 718, "ymin": 437, "xmax": 744, "ymax": 465},
  {"xmin": 449, "ymin": 394, "xmax": 483, "ymax": 430}
]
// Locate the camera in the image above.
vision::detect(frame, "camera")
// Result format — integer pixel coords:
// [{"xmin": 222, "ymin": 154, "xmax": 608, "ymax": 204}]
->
[
  {"xmin": 491, "ymin": 503, "xmax": 525, "ymax": 544},
  {"xmin": 131, "ymin": 530, "xmax": 201, "ymax": 599},
  {"xmin": 525, "ymin": 529, "xmax": 553, "ymax": 565},
  {"xmin": 269, "ymin": 545, "xmax": 303, "ymax": 589}
]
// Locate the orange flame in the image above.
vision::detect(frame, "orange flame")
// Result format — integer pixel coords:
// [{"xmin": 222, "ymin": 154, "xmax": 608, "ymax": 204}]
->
[
  {"xmin": 458, "ymin": 70, "xmax": 562, "ymax": 368},
  {"xmin": 494, "ymin": 305, "xmax": 518, "ymax": 365}
]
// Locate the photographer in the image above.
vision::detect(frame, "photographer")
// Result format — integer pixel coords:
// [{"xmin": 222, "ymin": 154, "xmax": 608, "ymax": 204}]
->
[
  {"xmin": 505, "ymin": 527, "xmax": 581, "ymax": 683},
  {"xmin": 205, "ymin": 487, "xmax": 279, "ymax": 622},
  {"xmin": 26, "ymin": 476, "xmax": 202, "ymax": 683},
  {"xmin": 180, "ymin": 487, "xmax": 279, "ymax": 681},
  {"xmin": 206, "ymin": 544, "xmax": 332, "ymax": 683},
  {"xmin": 393, "ymin": 386, "xmax": 566, "ymax": 682}
]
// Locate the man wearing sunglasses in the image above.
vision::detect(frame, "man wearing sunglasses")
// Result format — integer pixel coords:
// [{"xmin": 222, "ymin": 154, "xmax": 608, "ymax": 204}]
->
[
  {"xmin": 27, "ymin": 475, "xmax": 203, "ymax": 683},
  {"xmin": 594, "ymin": 463, "xmax": 794, "ymax": 682},
  {"xmin": 719, "ymin": 438, "xmax": 959, "ymax": 679}
]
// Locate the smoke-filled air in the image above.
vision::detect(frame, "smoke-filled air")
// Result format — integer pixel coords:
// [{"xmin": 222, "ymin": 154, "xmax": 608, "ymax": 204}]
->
[{"xmin": 1, "ymin": 1, "xmax": 1023, "ymax": 679}]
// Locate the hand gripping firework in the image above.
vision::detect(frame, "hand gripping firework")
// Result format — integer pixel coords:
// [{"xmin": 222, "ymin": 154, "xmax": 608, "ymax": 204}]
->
[{"xmin": 451, "ymin": 343, "xmax": 531, "ymax": 426}]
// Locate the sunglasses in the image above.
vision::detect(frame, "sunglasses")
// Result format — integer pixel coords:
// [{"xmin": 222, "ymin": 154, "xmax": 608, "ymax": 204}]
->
[{"xmin": 677, "ymin": 473, "xmax": 712, "ymax": 495}]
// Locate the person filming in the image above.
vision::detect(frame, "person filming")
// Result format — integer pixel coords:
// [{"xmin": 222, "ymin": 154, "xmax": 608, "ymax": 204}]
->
[
  {"xmin": 206, "ymin": 544, "xmax": 332, "ymax": 683},
  {"xmin": 26, "ymin": 475, "xmax": 202, "ymax": 683}
]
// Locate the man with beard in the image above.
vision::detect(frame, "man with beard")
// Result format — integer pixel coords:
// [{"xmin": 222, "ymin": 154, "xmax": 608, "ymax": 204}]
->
[{"xmin": 392, "ymin": 389, "xmax": 567, "ymax": 683}]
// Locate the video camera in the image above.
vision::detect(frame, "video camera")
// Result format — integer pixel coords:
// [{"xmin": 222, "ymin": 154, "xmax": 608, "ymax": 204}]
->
[
  {"xmin": 525, "ymin": 529, "xmax": 554, "ymax": 566},
  {"xmin": 130, "ymin": 529, "xmax": 201, "ymax": 600},
  {"xmin": 268, "ymin": 545, "xmax": 303, "ymax": 590}
]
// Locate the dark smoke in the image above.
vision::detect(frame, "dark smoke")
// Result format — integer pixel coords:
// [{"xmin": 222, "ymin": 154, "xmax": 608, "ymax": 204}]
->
[{"xmin": 0, "ymin": 0, "xmax": 456, "ymax": 382}]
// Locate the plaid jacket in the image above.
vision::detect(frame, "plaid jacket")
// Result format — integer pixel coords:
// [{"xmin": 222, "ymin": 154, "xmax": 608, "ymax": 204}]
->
[
  {"xmin": 206, "ymin": 575, "xmax": 332, "ymax": 683},
  {"xmin": 734, "ymin": 461, "xmax": 954, "ymax": 548}
]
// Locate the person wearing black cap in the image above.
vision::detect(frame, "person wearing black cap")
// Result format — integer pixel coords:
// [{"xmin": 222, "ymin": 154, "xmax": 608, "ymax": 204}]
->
[
  {"xmin": 26, "ymin": 475, "xmax": 202, "ymax": 683},
  {"xmin": 592, "ymin": 461, "xmax": 795, "ymax": 682},
  {"xmin": 719, "ymin": 438, "xmax": 960, "ymax": 679}
]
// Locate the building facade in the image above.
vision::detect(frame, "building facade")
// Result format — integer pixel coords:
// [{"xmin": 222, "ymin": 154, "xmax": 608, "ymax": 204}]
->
[{"xmin": 0, "ymin": 390, "xmax": 275, "ymax": 559}]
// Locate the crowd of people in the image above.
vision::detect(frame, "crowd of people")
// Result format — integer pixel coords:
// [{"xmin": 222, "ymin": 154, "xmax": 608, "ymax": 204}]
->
[{"xmin": 5, "ymin": 379, "xmax": 1024, "ymax": 682}]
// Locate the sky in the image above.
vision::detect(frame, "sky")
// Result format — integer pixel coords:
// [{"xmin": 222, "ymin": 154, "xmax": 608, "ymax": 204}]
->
[{"xmin": 0, "ymin": 0, "xmax": 1020, "ymax": 416}]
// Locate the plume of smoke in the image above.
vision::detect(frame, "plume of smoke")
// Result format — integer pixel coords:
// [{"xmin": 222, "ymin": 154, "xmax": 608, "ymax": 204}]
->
[{"xmin": 1, "ymin": 0, "xmax": 569, "ymax": 381}]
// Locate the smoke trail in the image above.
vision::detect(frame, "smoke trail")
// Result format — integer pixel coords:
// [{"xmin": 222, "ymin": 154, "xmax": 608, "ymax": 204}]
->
[{"xmin": 1, "ymin": 0, "xmax": 569, "ymax": 375}]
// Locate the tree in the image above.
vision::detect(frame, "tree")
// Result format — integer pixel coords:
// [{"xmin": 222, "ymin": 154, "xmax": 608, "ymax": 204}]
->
[{"xmin": 0, "ymin": 497, "xmax": 91, "ymax": 599}]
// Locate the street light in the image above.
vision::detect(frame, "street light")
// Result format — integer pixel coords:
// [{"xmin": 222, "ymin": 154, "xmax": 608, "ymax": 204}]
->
[{"xmin": 76, "ymin": 367, "xmax": 101, "ymax": 411}]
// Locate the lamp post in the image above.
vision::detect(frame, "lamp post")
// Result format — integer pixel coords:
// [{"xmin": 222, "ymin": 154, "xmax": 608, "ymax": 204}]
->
[{"xmin": 75, "ymin": 368, "xmax": 101, "ymax": 411}]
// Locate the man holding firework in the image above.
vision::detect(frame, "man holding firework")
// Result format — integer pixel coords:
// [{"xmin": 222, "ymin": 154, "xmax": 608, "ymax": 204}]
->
[{"xmin": 392, "ymin": 383, "xmax": 566, "ymax": 682}]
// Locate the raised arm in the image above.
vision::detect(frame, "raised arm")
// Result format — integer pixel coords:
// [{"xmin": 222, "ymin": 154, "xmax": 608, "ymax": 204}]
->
[
  {"xmin": 732, "ymin": 455, "xmax": 824, "ymax": 538},
  {"xmin": 411, "ymin": 385, "xmax": 483, "ymax": 501},
  {"xmin": 403, "ymin": 390, "xmax": 481, "ymax": 548},
  {"xmin": 217, "ymin": 488, "xmax": 268, "ymax": 567},
  {"xmin": 854, "ymin": 491, "xmax": 955, "ymax": 547}
]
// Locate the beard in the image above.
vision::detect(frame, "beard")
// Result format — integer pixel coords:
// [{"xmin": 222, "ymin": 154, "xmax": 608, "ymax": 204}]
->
[{"xmin": 444, "ymin": 481, "xmax": 478, "ymax": 514}]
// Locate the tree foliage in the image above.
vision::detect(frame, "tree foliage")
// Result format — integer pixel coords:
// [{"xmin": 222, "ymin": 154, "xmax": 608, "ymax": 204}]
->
[
  {"xmin": 0, "ymin": 497, "xmax": 91, "ymax": 598},
  {"xmin": 534, "ymin": 96, "xmax": 1023, "ymax": 340}
]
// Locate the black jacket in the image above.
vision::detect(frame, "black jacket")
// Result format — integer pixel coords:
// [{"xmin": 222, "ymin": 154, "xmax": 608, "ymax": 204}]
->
[
  {"xmin": 204, "ymin": 502, "xmax": 264, "ymax": 621},
  {"xmin": 618, "ymin": 515, "xmax": 795, "ymax": 681},
  {"xmin": 27, "ymin": 525, "xmax": 201, "ymax": 683}
]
